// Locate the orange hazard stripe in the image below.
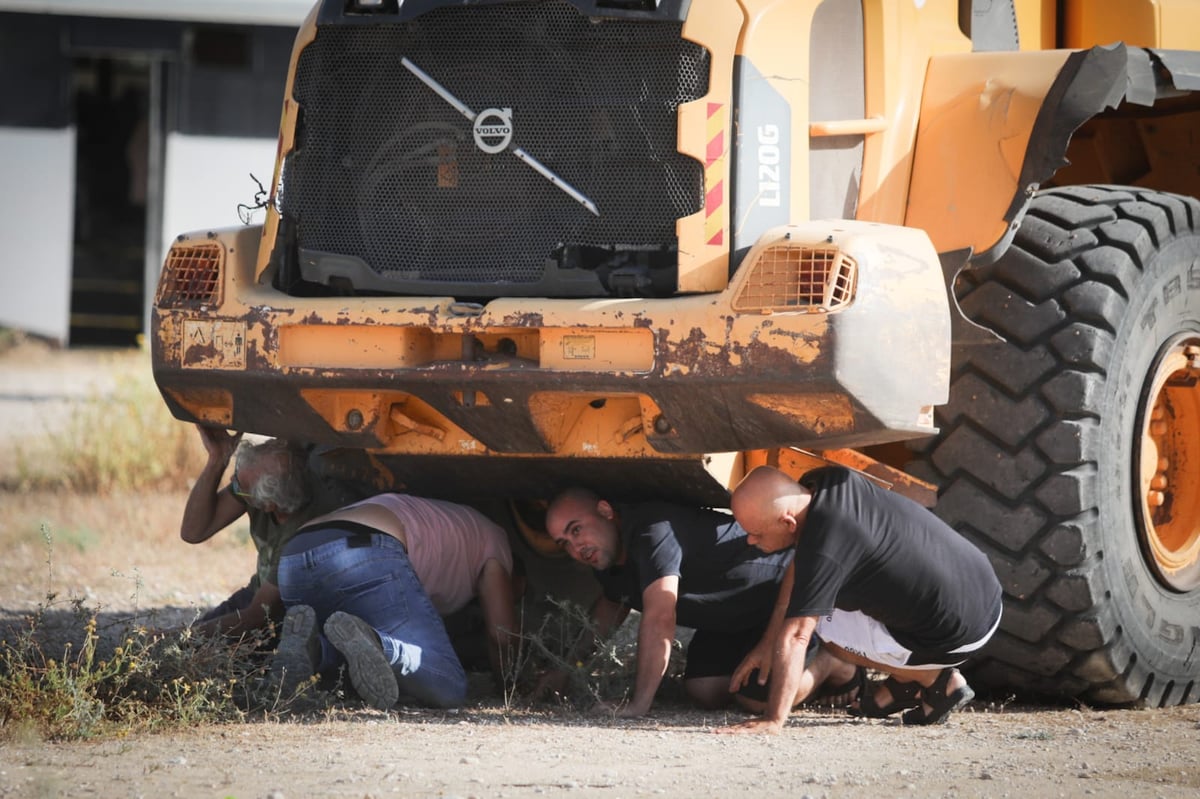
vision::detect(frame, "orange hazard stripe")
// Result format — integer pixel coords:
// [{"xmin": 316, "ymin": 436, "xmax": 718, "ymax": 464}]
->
[{"xmin": 705, "ymin": 102, "xmax": 725, "ymax": 247}]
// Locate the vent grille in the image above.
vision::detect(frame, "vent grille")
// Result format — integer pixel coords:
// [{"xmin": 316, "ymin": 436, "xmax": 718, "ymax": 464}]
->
[
  {"xmin": 733, "ymin": 246, "xmax": 858, "ymax": 313},
  {"xmin": 279, "ymin": 0, "xmax": 708, "ymax": 293},
  {"xmin": 156, "ymin": 243, "xmax": 224, "ymax": 307}
]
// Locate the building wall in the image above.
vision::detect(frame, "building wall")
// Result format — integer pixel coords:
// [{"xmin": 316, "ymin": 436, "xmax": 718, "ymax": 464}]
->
[
  {"xmin": 0, "ymin": 127, "xmax": 77, "ymax": 343},
  {"xmin": 162, "ymin": 133, "xmax": 279, "ymax": 251},
  {"xmin": 0, "ymin": 0, "xmax": 315, "ymax": 27},
  {"xmin": 0, "ymin": 11, "xmax": 297, "ymax": 345},
  {"xmin": 0, "ymin": 13, "xmax": 76, "ymax": 342}
]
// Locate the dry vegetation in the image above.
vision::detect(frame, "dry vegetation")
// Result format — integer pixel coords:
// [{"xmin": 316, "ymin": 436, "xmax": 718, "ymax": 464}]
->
[
  {"xmin": 0, "ymin": 336, "xmax": 271, "ymax": 739},
  {"xmin": 0, "ymin": 336, "xmax": 643, "ymax": 741},
  {"xmin": 3, "ymin": 334, "xmax": 1200, "ymax": 798}
]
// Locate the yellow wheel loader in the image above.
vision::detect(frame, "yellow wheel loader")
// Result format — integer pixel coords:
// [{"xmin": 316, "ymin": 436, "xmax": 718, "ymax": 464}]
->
[{"xmin": 152, "ymin": 0, "xmax": 1200, "ymax": 706}]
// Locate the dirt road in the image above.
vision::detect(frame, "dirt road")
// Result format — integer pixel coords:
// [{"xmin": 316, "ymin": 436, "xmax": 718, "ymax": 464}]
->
[
  {"xmin": 4, "ymin": 701, "xmax": 1199, "ymax": 798},
  {"xmin": 2, "ymin": 339, "xmax": 1198, "ymax": 798}
]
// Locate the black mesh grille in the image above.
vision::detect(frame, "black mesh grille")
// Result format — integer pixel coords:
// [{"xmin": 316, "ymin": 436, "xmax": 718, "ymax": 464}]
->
[{"xmin": 279, "ymin": 0, "xmax": 708, "ymax": 294}]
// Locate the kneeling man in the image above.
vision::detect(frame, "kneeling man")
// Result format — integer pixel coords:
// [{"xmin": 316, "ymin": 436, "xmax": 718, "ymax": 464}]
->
[
  {"xmin": 272, "ymin": 493, "xmax": 516, "ymax": 709},
  {"xmin": 719, "ymin": 465, "xmax": 1002, "ymax": 733},
  {"xmin": 543, "ymin": 488, "xmax": 860, "ymax": 717}
]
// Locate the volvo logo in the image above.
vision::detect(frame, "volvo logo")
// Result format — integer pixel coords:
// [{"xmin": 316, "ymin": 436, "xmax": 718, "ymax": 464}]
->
[
  {"xmin": 472, "ymin": 107, "xmax": 513, "ymax": 154},
  {"xmin": 400, "ymin": 56, "xmax": 598, "ymax": 214}
]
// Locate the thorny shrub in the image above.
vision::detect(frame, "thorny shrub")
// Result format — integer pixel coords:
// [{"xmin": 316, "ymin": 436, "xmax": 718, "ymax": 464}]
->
[{"xmin": 0, "ymin": 528, "xmax": 323, "ymax": 742}]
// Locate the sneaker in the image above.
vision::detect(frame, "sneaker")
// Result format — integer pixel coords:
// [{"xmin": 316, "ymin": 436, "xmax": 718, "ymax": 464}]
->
[
  {"xmin": 324, "ymin": 611, "xmax": 399, "ymax": 710},
  {"xmin": 270, "ymin": 604, "xmax": 320, "ymax": 697}
]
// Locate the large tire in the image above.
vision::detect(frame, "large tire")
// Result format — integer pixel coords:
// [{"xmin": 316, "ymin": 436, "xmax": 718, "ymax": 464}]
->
[{"xmin": 911, "ymin": 185, "xmax": 1200, "ymax": 707}]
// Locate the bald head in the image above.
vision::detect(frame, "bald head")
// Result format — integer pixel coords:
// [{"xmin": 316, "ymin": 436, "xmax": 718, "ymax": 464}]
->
[
  {"xmin": 547, "ymin": 486, "xmax": 602, "ymax": 521},
  {"xmin": 731, "ymin": 466, "xmax": 811, "ymax": 552},
  {"xmin": 545, "ymin": 486, "xmax": 622, "ymax": 569}
]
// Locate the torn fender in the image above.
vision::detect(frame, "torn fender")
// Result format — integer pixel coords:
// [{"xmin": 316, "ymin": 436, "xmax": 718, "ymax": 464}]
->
[{"xmin": 905, "ymin": 43, "xmax": 1200, "ymax": 265}]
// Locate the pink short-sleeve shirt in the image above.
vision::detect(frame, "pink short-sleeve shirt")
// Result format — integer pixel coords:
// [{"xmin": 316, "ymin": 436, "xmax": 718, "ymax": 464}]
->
[{"xmin": 343, "ymin": 493, "xmax": 512, "ymax": 615}]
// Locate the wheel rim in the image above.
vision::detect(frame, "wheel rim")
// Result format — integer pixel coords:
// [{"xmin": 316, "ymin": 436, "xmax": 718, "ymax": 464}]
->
[{"xmin": 1136, "ymin": 335, "xmax": 1200, "ymax": 592}]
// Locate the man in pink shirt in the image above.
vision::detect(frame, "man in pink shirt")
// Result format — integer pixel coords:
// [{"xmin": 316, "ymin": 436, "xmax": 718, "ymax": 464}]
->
[{"xmin": 270, "ymin": 493, "xmax": 517, "ymax": 709}]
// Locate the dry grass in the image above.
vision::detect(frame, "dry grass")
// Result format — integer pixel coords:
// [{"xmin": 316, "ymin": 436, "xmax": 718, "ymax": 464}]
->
[
  {"xmin": 0, "ymin": 485, "xmax": 315, "ymax": 741},
  {"xmin": 2, "ymin": 490, "xmax": 253, "ymax": 614},
  {"xmin": 0, "ymin": 336, "xmax": 273, "ymax": 739},
  {"xmin": 3, "ymin": 343, "xmax": 207, "ymax": 493},
  {"xmin": 0, "ymin": 335, "xmax": 246, "ymax": 614},
  {"xmin": 0, "ymin": 336, "xmax": 662, "ymax": 741}
]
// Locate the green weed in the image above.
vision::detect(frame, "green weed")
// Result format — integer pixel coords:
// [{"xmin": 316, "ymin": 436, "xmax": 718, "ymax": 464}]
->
[
  {"xmin": 0, "ymin": 593, "xmax": 334, "ymax": 741},
  {"xmin": 0, "ymin": 327, "xmax": 20, "ymax": 352},
  {"xmin": 0, "ymin": 530, "xmax": 325, "ymax": 741},
  {"xmin": 51, "ymin": 526, "xmax": 101, "ymax": 553}
]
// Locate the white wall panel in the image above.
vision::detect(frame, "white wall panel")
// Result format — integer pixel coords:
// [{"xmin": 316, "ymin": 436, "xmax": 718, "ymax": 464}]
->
[
  {"xmin": 0, "ymin": 0, "xmax": 315, "ymax": 26},
  {"xmin": 0, "ymin": 126, "xmax": 76, "ymax": 344},
  {"xmin": 161, "ymin": 133, "xmax": 277, "ymax": 263}
]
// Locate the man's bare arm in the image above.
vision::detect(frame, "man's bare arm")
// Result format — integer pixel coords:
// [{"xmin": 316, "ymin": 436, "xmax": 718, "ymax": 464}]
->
[
  {"xmin": 730, "ymin": 559, "xmax": 795, "ymax": 692},
  {"xmin": 475, "ymin": 558, "xmax": 518, "ymax": 684},
  {"xmin": 620, "ymin": 574, "xmax": 679, "ymax": 717},
  {"xmin": 190, "ymin": 581, "xmax": 283, "ymax": 639},
  {"xmin": 180, "ymin": 425, "xmax": 246, "ymax": 544},
  {"xmin": 717, "ymin": 613, "xmax": 818, "ymax": 735}
]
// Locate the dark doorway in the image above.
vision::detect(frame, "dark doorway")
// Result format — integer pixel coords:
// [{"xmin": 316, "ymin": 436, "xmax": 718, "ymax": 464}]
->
[{"xmin": 70, "ymin": 56, "xmax": 151, "ymax": 347}]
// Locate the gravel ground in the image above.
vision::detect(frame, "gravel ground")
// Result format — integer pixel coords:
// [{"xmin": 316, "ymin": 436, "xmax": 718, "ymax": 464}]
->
[
  {"xmin": 2, "ymin": 337, "xmax": 1199, "ymax": 799},
  {"xmin": 3, "ymin": 703, "xmax": 1199, "ymax": 798}
]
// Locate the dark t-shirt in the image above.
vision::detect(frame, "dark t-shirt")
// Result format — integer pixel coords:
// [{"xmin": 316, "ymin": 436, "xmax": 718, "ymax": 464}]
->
[
  {"xmin": 594, "ymin": 501, "xmax": 793, "ymax": 632},
  {"xmin": 786, "ymin": 467, "xmax": 1002, "ymax": 657}
]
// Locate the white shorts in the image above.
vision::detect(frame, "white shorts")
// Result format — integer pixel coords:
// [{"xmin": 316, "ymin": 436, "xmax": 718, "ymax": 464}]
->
[{"xmin": 816, "ymin": 608, "xmax": 1001, "ymax": 671}]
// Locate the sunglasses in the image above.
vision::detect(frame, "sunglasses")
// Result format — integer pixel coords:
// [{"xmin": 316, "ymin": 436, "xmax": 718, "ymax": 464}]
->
[{"xmin": 230, "ymin": 473, "xmax": 252, "ymax": 499}]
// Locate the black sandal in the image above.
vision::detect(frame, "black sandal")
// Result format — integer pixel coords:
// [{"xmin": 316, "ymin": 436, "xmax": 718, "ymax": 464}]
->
[
  {"xmin": 807, "ymin": 665, "xmax": 866, "ymax": 707},
  {"xmin": 848, "ymin": 675, "xmax": 922, "ymax": 718},
  {"xmin": 901, "ymin": 668, "xmax": 974, "ymax": 726}
]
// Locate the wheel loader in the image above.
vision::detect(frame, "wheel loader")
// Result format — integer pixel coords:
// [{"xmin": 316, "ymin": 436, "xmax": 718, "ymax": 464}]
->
[{"xmin": 151, "ymin": 0, "xmax": 1200, "ymax": 707}]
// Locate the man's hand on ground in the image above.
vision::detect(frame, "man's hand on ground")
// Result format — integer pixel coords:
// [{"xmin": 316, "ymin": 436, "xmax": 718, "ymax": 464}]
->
[
  {"xmin": 589, "ymin": 698, "xmax": 649, "ymax": 718},
  {"xmin": 529, "ymin": 669, "xmax": 569, "ymax": 701},
  {"xmin": 616, "ymin": 699, "xmax": 651, "ymax": 718},
  {"xmin": 713, "ymin": 718, "xmax": 784, "ymax": 735}
]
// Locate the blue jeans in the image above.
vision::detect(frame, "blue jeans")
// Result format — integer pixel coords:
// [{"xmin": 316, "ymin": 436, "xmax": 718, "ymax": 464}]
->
[{"xmin": 277, "ymin": 528, "xmax": 467, "ymax": 708}]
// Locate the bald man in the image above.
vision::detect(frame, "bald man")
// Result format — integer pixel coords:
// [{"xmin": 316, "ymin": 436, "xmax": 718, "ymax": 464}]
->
[
  {"xmin": 718, "ymin": 465, "xmax": 1002, "ymax": 733},
  {"xmin": 543, "ymin": 488, "xmax": 862, "ymax": 718}
]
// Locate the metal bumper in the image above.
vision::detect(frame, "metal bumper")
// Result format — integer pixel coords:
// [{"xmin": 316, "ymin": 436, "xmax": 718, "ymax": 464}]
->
[{"xmin": 152, "ymin": 221, "xmax": 950, "ymax": 499}]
